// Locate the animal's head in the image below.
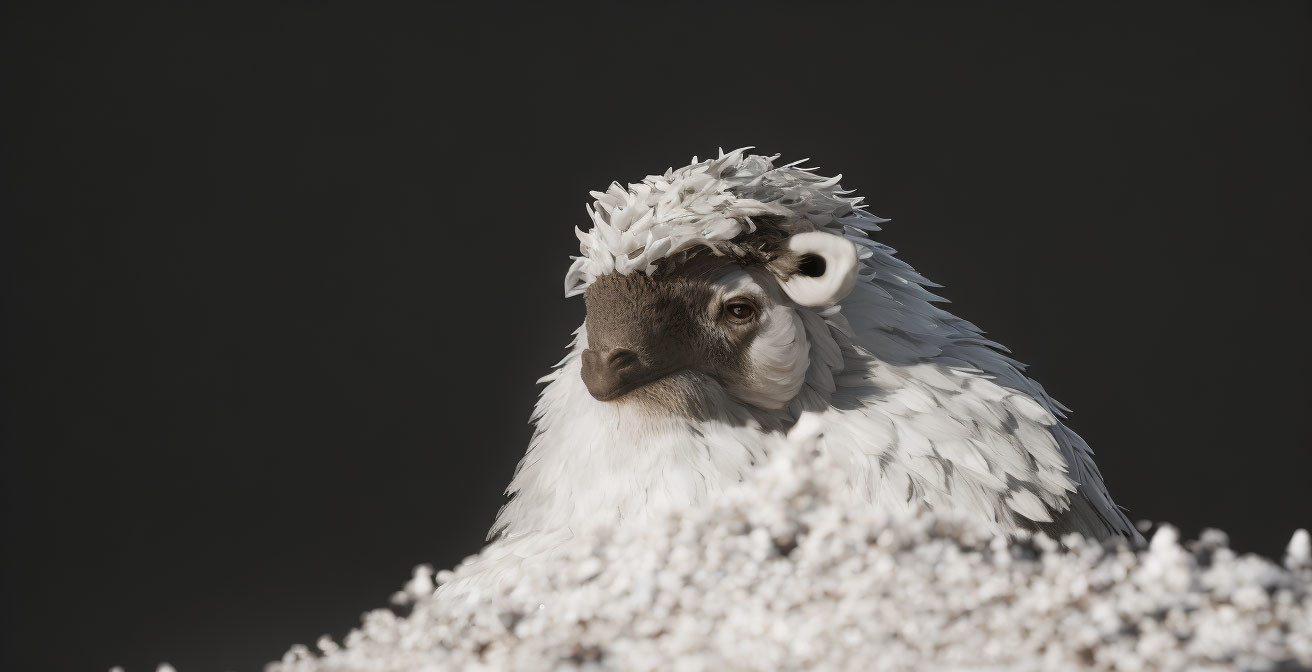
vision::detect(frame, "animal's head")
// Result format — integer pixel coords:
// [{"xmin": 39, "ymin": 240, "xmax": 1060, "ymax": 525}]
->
[
  {"xmin": 580, "ymin": 229, "xmax": 857, "ymax": 411},
  {"xmin": 563, "ymin": 149, "xmax": 877, "ymax": 414}
]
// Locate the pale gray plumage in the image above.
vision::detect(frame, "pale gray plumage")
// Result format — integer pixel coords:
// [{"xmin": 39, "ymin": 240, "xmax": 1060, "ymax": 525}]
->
[{"xmin": 491, "ymin": 147, "xmax": 1141, "ymax": 552}]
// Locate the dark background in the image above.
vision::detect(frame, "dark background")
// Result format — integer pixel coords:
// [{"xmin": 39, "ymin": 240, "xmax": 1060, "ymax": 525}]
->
[{"xmin": 2, "ymin": 2, "xmax": 1308, "ymax": 670}]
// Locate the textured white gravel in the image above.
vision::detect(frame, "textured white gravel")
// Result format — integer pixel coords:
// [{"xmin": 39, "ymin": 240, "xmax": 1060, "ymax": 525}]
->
[{"xmin": 257, "ymin": 441, "xmax": 1312, "ymax": 672}]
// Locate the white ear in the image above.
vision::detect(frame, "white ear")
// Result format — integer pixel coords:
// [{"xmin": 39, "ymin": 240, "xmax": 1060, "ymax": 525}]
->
[{"xmin": 777, "ymin": 231, "xmax": 859, "ymax": 307}]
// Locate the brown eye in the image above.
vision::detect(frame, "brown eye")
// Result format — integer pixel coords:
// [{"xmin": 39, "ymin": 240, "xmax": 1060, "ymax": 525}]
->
[{"xmin": 724, "ymin": 300, "xmax": 757, "ymax": 322}]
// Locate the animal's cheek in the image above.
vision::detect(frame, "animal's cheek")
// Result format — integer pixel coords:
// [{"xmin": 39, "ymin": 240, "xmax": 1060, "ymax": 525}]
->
[{"xmin": 725, "ymin": 308, "xmax": 811, "ymax": 410}]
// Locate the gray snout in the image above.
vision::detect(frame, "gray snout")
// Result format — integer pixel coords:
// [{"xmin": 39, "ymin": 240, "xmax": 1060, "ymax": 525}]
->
[{"xmin": 580, "ymin": 347, "xmax": 657, "ymax": 401}]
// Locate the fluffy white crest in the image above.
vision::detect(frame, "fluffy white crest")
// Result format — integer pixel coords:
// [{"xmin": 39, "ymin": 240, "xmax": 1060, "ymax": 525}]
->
[{"xmin": 563, "ymin": 147, "xmax": 886, "ymax": 297}]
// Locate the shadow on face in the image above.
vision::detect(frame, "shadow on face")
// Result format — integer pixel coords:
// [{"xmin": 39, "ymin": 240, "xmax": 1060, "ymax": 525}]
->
[{"xmin": 580, "ymin": 261, "xmax": 755, "ymax": 401}]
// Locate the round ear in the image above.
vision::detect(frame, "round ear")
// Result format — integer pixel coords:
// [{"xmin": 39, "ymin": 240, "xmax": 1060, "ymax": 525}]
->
[{"xmin": 776, "ymin": 232, "xmax": 859, "ymax": 307}]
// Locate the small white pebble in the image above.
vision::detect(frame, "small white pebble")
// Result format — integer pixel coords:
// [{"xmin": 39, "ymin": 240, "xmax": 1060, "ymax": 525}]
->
[{"xmin": 1287, "ymin": 529, "xmax": 1311, "ymax": 570}]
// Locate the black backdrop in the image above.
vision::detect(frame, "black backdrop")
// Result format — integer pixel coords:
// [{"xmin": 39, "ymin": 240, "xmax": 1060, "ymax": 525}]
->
[{"xmin": 2, "ymin": 2, "xmax": 1309, "ymax": 670}]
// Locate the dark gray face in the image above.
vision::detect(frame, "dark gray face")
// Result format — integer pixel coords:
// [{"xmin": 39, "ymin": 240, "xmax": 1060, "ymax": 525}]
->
[{"xmin": 580, "ymin": 264, "xmax": 762, "ymax": 403}]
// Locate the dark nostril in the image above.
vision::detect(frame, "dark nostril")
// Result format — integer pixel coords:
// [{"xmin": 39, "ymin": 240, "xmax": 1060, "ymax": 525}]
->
[{"xmin": 603, "ymin": 348, "xmax": 639, "ymax": 370}]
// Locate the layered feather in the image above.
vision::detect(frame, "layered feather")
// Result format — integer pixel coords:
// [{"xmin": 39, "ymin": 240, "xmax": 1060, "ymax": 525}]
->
[{"xmin": 497, "ymin": 148, "xmax": 1140, "ymax": 545}]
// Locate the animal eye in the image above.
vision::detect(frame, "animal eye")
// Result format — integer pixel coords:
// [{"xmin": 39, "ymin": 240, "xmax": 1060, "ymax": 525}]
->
[{"xmin": 724, "ymin": 300, "xmax": 757, "ymax": 322}]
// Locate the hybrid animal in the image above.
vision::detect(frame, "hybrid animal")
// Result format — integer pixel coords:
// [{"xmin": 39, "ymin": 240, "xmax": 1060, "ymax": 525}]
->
[{"xmin": 492, "ymin": 149, "xmax": 1139, "ymax": 547}]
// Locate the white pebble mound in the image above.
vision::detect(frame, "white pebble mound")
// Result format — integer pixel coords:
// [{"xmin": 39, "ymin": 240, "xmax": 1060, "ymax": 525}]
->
[{"xmin": 271, "ymin": 442, "xmax": 1312, "ymax": 672}]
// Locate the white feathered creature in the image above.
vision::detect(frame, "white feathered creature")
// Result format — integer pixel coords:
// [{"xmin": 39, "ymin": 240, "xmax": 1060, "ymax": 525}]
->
[{"xmin": 486, "ymin": 149, "xmax": 1140, "ymax": 569}]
